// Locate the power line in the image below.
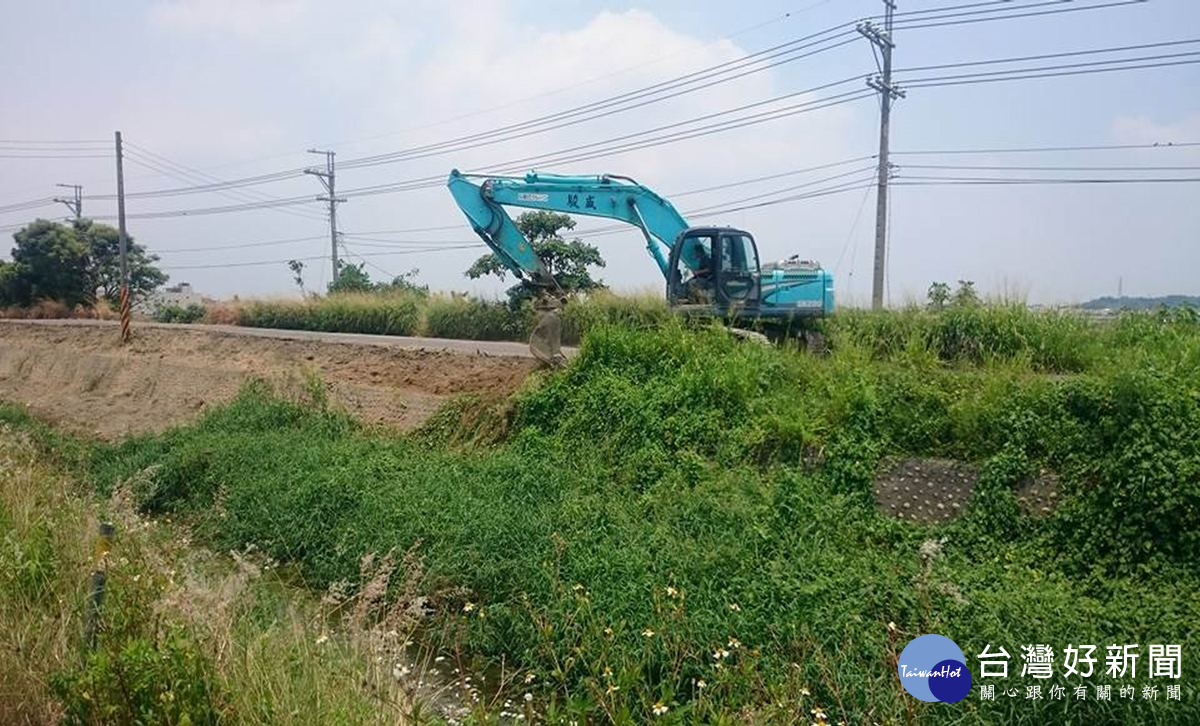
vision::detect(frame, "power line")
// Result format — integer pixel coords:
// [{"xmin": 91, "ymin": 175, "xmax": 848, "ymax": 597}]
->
[
  {"xmin": 902, "ymin": 57, "xmax": 1200, "ymax": 88},
  {"xmin": 898, "ymin": 48, "xmax": 1200, "ymax": 83},
  {"xmin": 316, "ymin": 2, "xmax": 831, "ymax": 151},
  {"xmin": 833, "ymin": 184, "xmax": 876, "ymax": 275},
  {"xmin": 159, "ymin": 243, "xmax": 485, "ymax": 270},
  {"xmin": 894, "ymin": 37, "xmax": 1200, "ymax": 74},
  {"xmin": 0, "ymin": 146, "xmax": 109, "ymax": 153},
  {"xmin": 351, "ymin": 88, "xmax": 877, "ymax": 196},
  {"xmin": 122, "ymin": 142, "xmax": 326, "ymax": 222},
  {"xmin": 0, "ymin": 196, "xmax": 57, "ymax": 215},
  {"xmin": 684, "ymin": 166, "xmax": 880, "ymax": 214},
  {"xmin": 893, "ymin": 141, "xmax": 1200, "ymax": 155},
  {"xmin": 122, "ymin": 152, "xmax": 324, "ymax": 225},
  {"xmin": 72, "ymin": 23, "xmax": 865, "ymax": 200},
  {"xmin": 689, "ymin": 180, "xmax": 878, "ymax": 217},
  {"xmin": 670, "ymin": 155, "xmax": 878, "ymax": 197},
  {"xmin": 902, "ymin": 163, "xmax": 1200, "ymax": 171},
  {"xmin": 0, "ymin": 153, "xmax": 112, "ymax": 159},
  {"xmin": 896, "ymin": 175, "xmax": 1200, "ymax": 184},
  {"xmin": 341, "ymin": 235, "xmax": 486, "ymax": 246},
  {"xmin": 156, "ymin": 234, "xmax": 329, "ymax": 254},
  {"xmin": 90, "ymin": 87, "xmax": 877, "ymax": 218},
  {"xmin": 56, "ymin": 1, "xmax": 1144, "ymax": 204},
  {"xmin": 0, "ymin": 139, "xmax": 109, "ymax": 146},
  {"xmin": 344, "ymin": 224, "xmax": 467, "ymax": 235},
  {"xmin": 38, "ymin": 0, "xmax": 1159, "ymax": 234},
  {"xmin": 891, "ymin": 0, "xmax": 1148, "ymax": 32},
  {"xmin": 337, "ymin": 34, "xmax": 863, "ymax": 171}
]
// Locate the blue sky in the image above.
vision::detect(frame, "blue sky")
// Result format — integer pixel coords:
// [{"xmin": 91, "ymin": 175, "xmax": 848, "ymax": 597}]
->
[{"xmin": 1, "ymin": 0, "xmax": 1197, "ymax": 304}]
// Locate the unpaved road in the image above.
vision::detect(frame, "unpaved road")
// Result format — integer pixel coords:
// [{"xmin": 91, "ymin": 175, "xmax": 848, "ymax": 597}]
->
[{"xmin": 0, "ymin": 319, "xmax": 547, "ymax": 439}]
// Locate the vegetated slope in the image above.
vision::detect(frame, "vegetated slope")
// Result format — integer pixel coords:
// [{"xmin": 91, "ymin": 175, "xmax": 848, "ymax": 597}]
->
[
  {"xmin": 0, "ymin": 419, "xmax": 452, "ymax": 724},
  {"xmin": 63, "ymin": 306, "xmax": 1200, "ymax": 723}
]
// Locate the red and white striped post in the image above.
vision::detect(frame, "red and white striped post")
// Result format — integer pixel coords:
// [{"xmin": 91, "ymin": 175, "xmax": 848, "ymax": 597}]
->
[{"xmin": 114, "ymin": 131, "xmax": 131, "ymax": 344}]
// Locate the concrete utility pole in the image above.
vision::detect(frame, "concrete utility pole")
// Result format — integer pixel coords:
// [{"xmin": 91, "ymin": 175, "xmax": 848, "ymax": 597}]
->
[
  {"xmin": 304, "ymin": 149, "xmax": 346, "ymax": 276},
  {"xmin": 860, "ymin": 1, "xmax": 904, "ymax": 309},
  {"xmin": 114, "ymin": 132, "xmax": 130, "ymax": 343},
  {"xmin": 53, "ymin": 183, "xmax": 83, "ymax": 221}
]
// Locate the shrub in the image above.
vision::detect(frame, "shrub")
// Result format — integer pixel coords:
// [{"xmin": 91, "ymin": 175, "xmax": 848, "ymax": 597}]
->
[
  {"xmin": 152, "ymin": 303, "xmax": 207, "ymax": 324},
  {"xmin": 53, "ymin": 630, "xmax": 226, "ymax": 726}
]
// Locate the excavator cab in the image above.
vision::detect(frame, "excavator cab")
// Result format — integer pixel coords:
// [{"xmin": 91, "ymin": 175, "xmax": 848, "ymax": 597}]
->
[{"xmin": 667, "ymin": 227, "xmax": 762, "ymax": 315}]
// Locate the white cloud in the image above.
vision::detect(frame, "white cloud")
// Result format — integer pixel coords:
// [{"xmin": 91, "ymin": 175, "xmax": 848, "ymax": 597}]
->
[{"xmin": 1110, "ymin": 112, "xmax": 1200, "ymax": 145}]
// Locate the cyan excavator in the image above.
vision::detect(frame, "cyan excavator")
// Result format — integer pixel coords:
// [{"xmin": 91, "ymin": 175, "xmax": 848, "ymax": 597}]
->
[{"xmin": 447, "ymin": 170, "xmax": 834, "ymax": 363}]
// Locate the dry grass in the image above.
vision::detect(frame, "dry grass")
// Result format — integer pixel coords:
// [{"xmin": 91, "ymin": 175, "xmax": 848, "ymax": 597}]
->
[
  {"xmin": 202, "ymin": 299, "xmax": 245, "ymax": 326},
  {"xmin": 0, "ymin": 301, "xmax": 119, "ymax": 320}
]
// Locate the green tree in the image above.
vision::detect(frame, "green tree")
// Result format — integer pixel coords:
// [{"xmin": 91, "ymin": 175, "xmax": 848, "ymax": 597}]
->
[
  {"xmin": 0, "ymin": 219, "xmax": 167, "ymax": 308},
  {"xmin": 75, "ymin": 219, "xmax": 168, "ymax": 304},
  {"xmin": 327, "ymin": 260, "xmax": 374, "ymax": 293},
  {"xmin": 952, "ymin": 279, "xmax": 980, "ymax": 307},
  {"xmin": 0, "ymin": 261, "xmax": 22, "ymax": 306},
  {"xmin": 927, "ymin": 281, "xmax": 951, "ymax": 310},
  {"xmin": 466, "ymin": 211, "xmax": 605, "ymax": 306},
  {"xmin": 4, "ymin": 220, "xmax": 92, "ymax": 307},
  {"xmin": 381, "ymin": 268, "xmax": 429, "ymax": 297}
]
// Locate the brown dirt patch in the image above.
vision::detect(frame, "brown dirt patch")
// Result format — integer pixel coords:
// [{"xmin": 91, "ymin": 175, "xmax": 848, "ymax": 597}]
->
[
  {"xmin": 873, "ymin": 458, "xmax": 979, "ymax": 524},
  {"xmin": 0, "ymin": 322, "xmax": 538, "ymax": 439}
]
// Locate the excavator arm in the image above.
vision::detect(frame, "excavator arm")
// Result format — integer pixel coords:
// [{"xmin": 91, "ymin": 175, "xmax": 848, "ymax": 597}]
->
[{"xmin": 447, "ymin": 169, "xmax": 693, "ymax": 284}]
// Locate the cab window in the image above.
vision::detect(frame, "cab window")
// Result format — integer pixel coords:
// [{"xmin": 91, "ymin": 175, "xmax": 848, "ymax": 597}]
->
[{"xmin": 719, "ymin": 234, "xmax": 758, "ymax": 274}]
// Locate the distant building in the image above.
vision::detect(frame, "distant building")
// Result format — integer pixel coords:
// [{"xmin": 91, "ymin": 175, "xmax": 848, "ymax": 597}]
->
[{"xmin": 139, "ymin": 282, "xmax": 204, "ymax": 313}]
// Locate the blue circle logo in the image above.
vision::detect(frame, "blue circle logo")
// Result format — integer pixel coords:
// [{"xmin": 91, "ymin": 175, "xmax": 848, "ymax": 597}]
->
[{"xmin": 897, "ymin": 634, "xmax": 972, "ymax": 703}]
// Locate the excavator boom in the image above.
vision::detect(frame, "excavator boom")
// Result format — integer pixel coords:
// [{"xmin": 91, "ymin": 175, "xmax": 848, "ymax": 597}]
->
[{"xmin": 448, "ymin": 170, "xmax": 691, "ymax": 282}]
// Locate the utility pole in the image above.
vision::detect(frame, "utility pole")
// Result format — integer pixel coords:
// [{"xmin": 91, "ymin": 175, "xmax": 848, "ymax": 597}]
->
[
  {"xmin": 305, "ymin": 149, "xmax": 346, "ymax": 276},
  {"xmin": 114, "ymin": 132, "xmax": 130, "ymax": 343},
  {"xmin": 860, "ymin": 1, "xmax": 904, "ymax": 309},
  {"xmin": 53, "ymin": 183, "xmax": 83, "ymax": 221}
]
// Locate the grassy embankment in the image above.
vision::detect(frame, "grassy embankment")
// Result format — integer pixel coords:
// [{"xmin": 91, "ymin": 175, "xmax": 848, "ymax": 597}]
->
[
  {"xmin": 211, "ymin": 289, "xmax": 671, "ymax": 346},
  {"xmin": 0, "ymin": 414, "xmax": 494, "ymax": 724},
  {"xmin": 4, "ymin": 304, "xmax": 1199, "ymax": 723}
]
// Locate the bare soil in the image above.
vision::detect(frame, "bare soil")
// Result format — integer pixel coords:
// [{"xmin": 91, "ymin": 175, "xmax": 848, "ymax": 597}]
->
[{"xmin": 0, "ymin": 322, "xmax": 538, "ymax": 439}]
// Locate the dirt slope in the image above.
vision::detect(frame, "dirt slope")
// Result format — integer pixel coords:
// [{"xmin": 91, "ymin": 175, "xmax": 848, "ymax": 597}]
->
[{"xmin": 0, "ymin": 321, "xmax": 538, "ymax": 439}]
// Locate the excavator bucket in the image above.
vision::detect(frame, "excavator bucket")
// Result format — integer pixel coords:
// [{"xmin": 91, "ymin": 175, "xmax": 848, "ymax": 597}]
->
[{"xmin": 530, "ymin": 295, "xmax": 566, "ymax": 367}]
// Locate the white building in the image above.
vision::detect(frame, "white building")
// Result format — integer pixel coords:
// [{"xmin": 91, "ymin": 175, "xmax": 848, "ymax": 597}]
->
[{"xmin": 140, "ymin": 282, "xmax": 204, "ymax": 313}]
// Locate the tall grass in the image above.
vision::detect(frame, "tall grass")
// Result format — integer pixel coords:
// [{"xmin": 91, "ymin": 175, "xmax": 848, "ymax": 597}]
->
[
  {"xmin": 829, "ymin": 304, "xmax": 1103, "ymax": 372},
  {"xmin": 422, "ymin": 295, "xmax": 532, "ymax": 341},
  {"xmin": 219, "ymin": 289, "xmax": 674, "ymax": 346},
  {"xmin": 237, "ymin": 291, "xmax": 424, "ymax": 336},
  {"xmin": 0, "ymin": 415, "xmax": 469, "ymax": 724},
  {"xmin": 70, "ymin": 314, "xmax": 1200, "ymax": 724}
]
